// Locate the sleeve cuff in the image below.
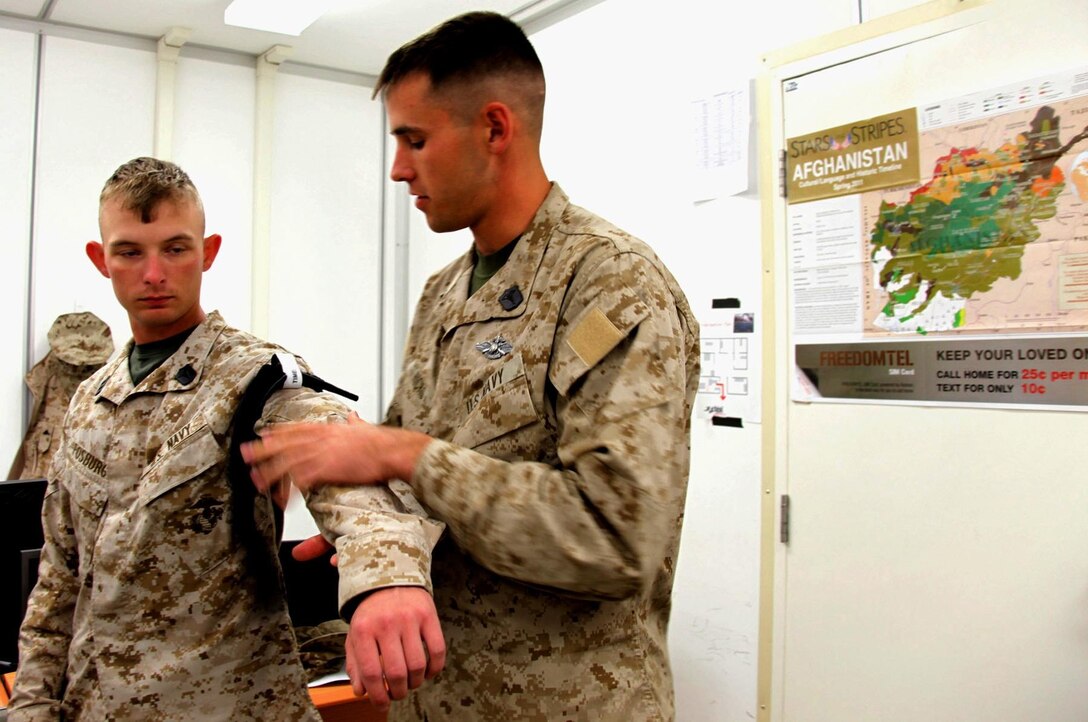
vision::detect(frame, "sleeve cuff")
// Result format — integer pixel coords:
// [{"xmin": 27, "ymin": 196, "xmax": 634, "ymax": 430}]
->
[{"xmin": 334, "ymin": 530, "xmax": 435, "ymax": 617}]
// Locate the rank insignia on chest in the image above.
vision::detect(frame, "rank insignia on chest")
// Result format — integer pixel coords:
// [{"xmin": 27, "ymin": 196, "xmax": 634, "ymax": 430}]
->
[{"xmin": 475, "ymin": 336, "xmax": 513, "ymax": 359}]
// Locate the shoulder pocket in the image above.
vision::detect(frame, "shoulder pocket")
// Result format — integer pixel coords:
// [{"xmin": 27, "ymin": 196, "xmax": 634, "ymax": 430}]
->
[{"xmin": 549, "ymin": 302, "xmax": 649, "ymax": 396}]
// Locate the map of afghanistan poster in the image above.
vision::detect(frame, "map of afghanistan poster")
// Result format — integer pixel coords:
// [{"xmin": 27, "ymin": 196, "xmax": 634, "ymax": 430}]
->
[{"xmin": 787, "ymin": 66, "xmax": 1088, "ymax": 409}]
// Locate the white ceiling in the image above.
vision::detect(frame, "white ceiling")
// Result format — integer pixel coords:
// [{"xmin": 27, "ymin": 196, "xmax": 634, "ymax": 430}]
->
[{"xmin": 0, "ymin": 0, "xmax": 590, "ymax": 77}]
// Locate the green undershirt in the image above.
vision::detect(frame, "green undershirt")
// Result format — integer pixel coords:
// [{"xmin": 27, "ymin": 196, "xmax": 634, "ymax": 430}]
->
[
  {"xmin": 469, "ymin": 238, "xmax": 519, "ymax": 297},
  {"xmin": 129, "ymin": 325, "xmax": 198, "ymax": 385}
]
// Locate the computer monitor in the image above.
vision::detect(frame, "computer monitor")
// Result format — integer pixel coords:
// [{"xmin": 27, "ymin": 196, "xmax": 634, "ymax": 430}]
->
[{"xmin": 0, "ymin": 478, "xmax": 47, "ymax": 673}]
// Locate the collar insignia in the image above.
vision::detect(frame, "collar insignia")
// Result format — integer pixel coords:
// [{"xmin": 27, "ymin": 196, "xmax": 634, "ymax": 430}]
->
[
  {"xmin": 499, "ymin": 286, "xmax": 523, "ymax": 311},
  {"xmin": 475, "ymin": 336, "xmax": 513, "ymax": 360},
  {"xmin": 175, "ymin": 363, "xmax": 197, "ymax": 386}
]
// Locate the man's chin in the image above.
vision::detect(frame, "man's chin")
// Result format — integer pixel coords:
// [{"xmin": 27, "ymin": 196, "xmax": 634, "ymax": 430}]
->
[
  {"xmin": 425, "ymin": 215, "xmax": 464, "ymax": 234},
  {"xmin": 130, "ymin": 308, "xmax": 183, "ymax": 331},
  {"xmin": 133, "ymin": 306, "xmax": 176, "ymax": 319}
]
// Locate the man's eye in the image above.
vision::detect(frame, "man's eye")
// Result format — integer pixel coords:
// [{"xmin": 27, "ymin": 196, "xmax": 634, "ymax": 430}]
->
[
  {"xmin": 409, "ymin": 138, "xmax": 424, "ymax": 150},
  {"xmin": 119, "ymin": 250, "xmax": 140, "ymax": 258}
]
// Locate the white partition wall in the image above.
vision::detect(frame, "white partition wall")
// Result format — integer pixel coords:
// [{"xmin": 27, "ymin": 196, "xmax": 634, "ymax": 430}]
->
[
  {"xmin": 0, "ymin": 28, "xmax": 38, "ymax": 466},
  {"xmin": 173, "ymin": 53, "xmax": 258, "ymax": 332},
  {"xmin": 31, "ymin": 35, "xmax": 157, "ymax": 357},
  {"xmin": 267, "ymin": 70, "xmax": 385, "ymax": 422}
]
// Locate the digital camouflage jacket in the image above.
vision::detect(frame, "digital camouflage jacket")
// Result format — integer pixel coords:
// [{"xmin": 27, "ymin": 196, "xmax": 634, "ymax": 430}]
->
[{"xmin": 387, "ymin": 185, "xmax": 700, "ymax": 722}]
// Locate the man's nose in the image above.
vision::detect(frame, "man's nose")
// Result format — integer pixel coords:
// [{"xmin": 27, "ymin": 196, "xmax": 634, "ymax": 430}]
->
[
  {"xmin": 390, "ymin": 146, "xmax": 415, "ymax": 183},
  {"xmin": 143, "ymin": 254, "xmax": 166, "ymax": 284}
]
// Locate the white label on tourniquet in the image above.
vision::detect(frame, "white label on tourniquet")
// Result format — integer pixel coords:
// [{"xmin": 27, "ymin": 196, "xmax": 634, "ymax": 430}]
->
[{"xmin": 275, "ymin": 352, "xmax": 304, "ymax": 388}]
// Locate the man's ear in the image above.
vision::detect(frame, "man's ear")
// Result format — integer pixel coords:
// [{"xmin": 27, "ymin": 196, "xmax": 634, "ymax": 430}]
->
[
  {"xmin": 483, "ymin": 102, "xmax": 513, "ymax": 154},
  {"xmin": 202, "ymin": 234, "xmax": 222, "ymax": 271},
  {"xmin": 86, "ymin": 241, "xmax": 110, "ymax": 278}
]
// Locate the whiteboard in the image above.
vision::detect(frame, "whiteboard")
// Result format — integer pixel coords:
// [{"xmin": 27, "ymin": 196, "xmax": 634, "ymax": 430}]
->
[{"xmin": 768, "ymin": 1, "xmax": 1088, "ymax": 720}]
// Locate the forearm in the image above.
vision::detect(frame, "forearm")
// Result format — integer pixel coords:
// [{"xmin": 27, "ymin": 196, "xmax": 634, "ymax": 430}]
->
[{"xmin": 409, "ymin": 399, "xmax": 688, "ymax": 600}]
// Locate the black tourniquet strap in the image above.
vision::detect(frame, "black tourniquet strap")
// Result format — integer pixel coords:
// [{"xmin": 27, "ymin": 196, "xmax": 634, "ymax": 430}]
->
[{"xmin": 228, "ymin": 354, "xmax": 358, "ymax": 598}]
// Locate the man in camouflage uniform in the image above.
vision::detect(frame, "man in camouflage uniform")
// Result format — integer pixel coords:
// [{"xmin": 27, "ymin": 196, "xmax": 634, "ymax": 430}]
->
[
  {"xmin": 243, "ymin": 12, "xmax": 700, "ymax": 721},
  {"xmin": 9, "ymin": 157, "xmax": 445, "ymax": 720}
]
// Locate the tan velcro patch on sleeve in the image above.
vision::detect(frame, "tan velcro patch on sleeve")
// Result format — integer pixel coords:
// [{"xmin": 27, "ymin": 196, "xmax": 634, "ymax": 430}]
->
[{"xmin": 567, "ymin": 306, "xmax": 626, "ymax": 368}]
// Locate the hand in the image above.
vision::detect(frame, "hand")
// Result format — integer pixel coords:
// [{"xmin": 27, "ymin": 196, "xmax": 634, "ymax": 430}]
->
[
  {"xmin": 241, "ymin": 414, "xmax": 432, "ymax": 494},
  {"xmin": 291, "ymin": 533, "xmax": 338, "ymax": 567},
  {"xmin": 346, "ymin": 587, "xmax": 446, "ymax": 710}
]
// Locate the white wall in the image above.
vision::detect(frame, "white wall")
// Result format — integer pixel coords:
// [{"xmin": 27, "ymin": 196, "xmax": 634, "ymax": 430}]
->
[
  {"xmin": 0, "ymin": 28, "xmax": 37, "ymax": 470},
  {"xmin": 31, "ymin": 35, "xmax": 156, "ymax": 367},
  {"xmin": 173, "ymin": 52, "xmax": 258, "ymax": 333},
  {"xmin": 269, "ymin": 70, "xmax": 385, "ymax": 423}
]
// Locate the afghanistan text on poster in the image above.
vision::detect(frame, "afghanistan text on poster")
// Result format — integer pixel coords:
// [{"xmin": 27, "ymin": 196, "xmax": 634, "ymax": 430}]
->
[
  {"xmin": 786, "ymin": 109, "xmax": 921, "ymax": 203},
  {"xmin": 788, "ymin": 67, "xmax": 1088, "ymax": 408}
]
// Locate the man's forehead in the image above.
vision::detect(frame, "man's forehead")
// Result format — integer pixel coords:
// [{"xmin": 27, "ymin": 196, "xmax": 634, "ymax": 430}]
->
[
  {"xmin": 387, "ymin": 73, "xmax": 471, "ymax": 115},
  {"xmin": 100, "ymin": 197, "xmax": 204, "ymax": 239},
  {"xmin": 101, "ymin": 195, "xmax": 200, "ymax": 219},
  {"xmin": 387, "ymin": 71, "xmax": 434, "ymax": 98},
  {"xmin": 389, "ymin": 92, "xmax": 479, "ymax": 139}
]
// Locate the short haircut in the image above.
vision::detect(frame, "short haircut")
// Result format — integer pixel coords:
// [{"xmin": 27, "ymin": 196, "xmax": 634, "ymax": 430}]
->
[
  {"xmin": 375, "ymin": 11, "xmax": 545, "ymax": 134},
  {"xmin": 100, "ymin": 157, "xmax": 202, "ymax": 224}
]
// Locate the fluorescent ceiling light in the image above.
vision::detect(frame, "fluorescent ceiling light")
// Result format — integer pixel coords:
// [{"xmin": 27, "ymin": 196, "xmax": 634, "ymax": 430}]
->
[{"xmin": 224, "ymin": 0, "xmax": 333, "ymax": 36}]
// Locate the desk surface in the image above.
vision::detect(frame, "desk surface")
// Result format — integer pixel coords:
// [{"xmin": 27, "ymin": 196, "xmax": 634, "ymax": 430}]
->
[{"xmin": 309, "ymin": 682, "xmax": 386, "ymax": 722}]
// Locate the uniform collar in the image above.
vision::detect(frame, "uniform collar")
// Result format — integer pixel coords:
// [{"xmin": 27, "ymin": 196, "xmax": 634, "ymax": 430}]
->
[
  {"xmin": 435, "ymin": 183, "xmax": 570, "ymax": 335},
  {"xmin": 95, "ymin": 311, "xmax": 227, "ymax": 404}
]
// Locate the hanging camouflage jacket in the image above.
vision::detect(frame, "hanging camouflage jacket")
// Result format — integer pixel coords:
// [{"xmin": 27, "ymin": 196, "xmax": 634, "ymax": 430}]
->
[{"xmin": 8, "ymin": 312, "xmax": 113, "ymax": 481}]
